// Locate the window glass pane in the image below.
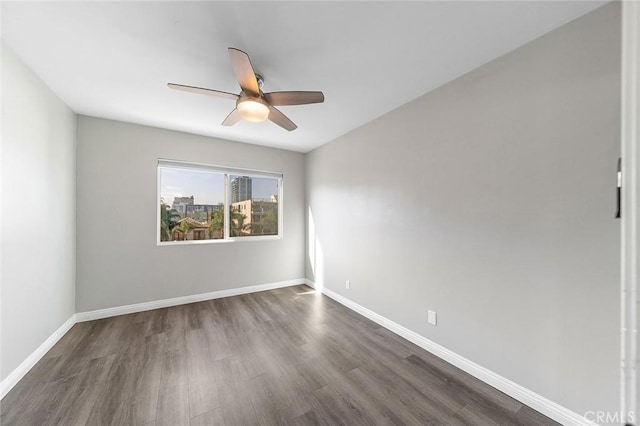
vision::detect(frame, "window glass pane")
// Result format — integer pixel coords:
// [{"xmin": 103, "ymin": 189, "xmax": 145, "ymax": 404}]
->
[
  {"xmin": 229, "ymin": 175, "xmax": 279, "ymax": 237},
  {"xmin": 159, "ymin": 168, "xmax": 225, "ymax": 242}
]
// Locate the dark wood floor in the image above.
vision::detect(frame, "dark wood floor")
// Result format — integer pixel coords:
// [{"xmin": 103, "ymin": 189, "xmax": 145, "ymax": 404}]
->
[{"xmin": 1, "ymin": 285, "xmax": 558, "ymax": 425}]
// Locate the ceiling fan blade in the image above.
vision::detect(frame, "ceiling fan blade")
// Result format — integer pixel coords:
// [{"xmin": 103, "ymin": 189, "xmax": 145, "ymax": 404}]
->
[
  {"xmin": 268, "ymin": 106, "xmax": 297, "ymax": 131},
  {"xmin": 168, "ymin": 83, "xmax": 238, "ymax": 100},
  {"xmin": 263, "ymin": 91, "xmax": 325, "ymax": 106},
  {"xmin": 228, "ymin": 48, "xmax": 260, "ymax": 94},
  {"xmin": 222, "ymin": 109, "xmax": 241, "ymax": 126}
]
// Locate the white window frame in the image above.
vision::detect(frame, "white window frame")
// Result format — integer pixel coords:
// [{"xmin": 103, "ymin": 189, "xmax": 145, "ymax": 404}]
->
[{"xmin": 157, "ymin": 159, "xmax": 283, "ymax": 246}]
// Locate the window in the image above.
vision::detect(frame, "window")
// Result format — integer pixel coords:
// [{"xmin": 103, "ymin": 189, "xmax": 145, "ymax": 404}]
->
[
  {"xmin": 230, "ymin": 175, "xmax": 279, "ymax": 238},
  {"xmin": 158, "ymin": 160, "xmax": 282, "ymax": 244}
]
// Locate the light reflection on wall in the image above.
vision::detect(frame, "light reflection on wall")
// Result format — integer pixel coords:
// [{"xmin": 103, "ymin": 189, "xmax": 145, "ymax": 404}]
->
[{"xmin": 308, "ymin": 206, "xmax": 324, "ymax": 291}]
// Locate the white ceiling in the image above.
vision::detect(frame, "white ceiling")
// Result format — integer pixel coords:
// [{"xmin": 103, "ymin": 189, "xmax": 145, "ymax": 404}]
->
[{"xmin": 2, "ymin": 1, "xmax": 607, "ymax": 153}]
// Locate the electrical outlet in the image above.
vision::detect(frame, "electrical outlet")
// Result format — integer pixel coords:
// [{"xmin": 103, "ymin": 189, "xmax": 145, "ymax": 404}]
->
[
  {"xmin": 428, "ymin": 310, "xmax": 437, "ymax": 326},
  {"xmin": 345, "ymin": 280, "xmax": 350, "ymax": 289}
]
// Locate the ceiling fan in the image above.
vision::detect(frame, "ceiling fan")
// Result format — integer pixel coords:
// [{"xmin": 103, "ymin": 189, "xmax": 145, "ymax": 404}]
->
[{"xmin": 168, "ymin": 48, "xmax": 325, "ymax": 131}]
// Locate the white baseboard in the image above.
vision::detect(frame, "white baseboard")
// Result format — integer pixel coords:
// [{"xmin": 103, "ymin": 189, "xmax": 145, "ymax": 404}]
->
[
  {"xmin": 305, "ymin": 278, "xmax": 595, "ymax": 426},
  {"xmin": 76, "ymin": 278, "xmax": 306, "ymax": 322},
  {"xmin": 0, "ymin": 315, "xmax": 76, "ymax": 400}
]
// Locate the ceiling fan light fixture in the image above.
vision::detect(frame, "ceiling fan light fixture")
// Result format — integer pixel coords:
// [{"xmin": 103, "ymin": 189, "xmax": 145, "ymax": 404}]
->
[
  {"xmin": 169, "ymin": 48, "xmax": 323, "ymax": 131},
  {"xmin": 237, "ymin": 98, "xmax": 269, "ymax": 122}
]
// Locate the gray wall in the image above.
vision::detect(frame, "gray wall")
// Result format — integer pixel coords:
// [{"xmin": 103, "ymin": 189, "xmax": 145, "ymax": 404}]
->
[
  {"xmin": 306, "ymin": 3, "xmax": 620, "ymax": 417},
  {"xmin": 1, "ymin": 45, "xmax": 77, "ymax": 381},
  {"xmin": 76, "ymin": 117, "xmax": 305, "ymax": 312}
]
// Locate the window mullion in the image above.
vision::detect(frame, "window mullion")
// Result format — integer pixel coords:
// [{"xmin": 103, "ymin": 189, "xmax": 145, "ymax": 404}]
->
[{"xmin": 224, "ymin": 173, "xmax": 230, "ymax": 240}]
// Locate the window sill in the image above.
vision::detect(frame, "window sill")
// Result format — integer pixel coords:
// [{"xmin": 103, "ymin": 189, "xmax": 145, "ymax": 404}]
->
[{"xmin": 157, "ymin": 235, "xmax": 282, "ymax": 246}]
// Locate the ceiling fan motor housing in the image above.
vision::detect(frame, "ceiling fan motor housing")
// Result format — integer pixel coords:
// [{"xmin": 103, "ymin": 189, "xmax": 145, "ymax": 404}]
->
[{"xmin": 255, "ymin": 74, "xmax": 264, "ymax": 90}]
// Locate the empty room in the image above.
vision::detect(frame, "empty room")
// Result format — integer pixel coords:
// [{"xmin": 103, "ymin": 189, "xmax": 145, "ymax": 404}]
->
[{"xmin": 1, "ymin": 1, "xmax": 639, "ymax": 425}]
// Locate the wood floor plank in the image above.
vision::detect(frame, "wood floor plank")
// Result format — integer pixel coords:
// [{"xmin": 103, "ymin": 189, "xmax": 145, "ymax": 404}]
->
[
  {"xmin": 189, "ymin": 407, "xmax": 224, "ymax": 425},
  {"xmin": 399, "ymin": 339, "xmax": 524, "ymax": 412},
  {"xmin": 285, "ymin": 410, "xmax": 324, "ymax": 426},
  {"xmin": 85, "ymin": 353, "xmax": 138, "ymax": 425},
  {"xmin": 345, "ymin": 366, "xmax": 455, "ymax": 425},
  {"xmin": 17, "ymin": 374, "xmax": 76, "ymax": 425},
  {"xmin": 48, "ymin": 353, "xmax": 119, "ymax": 426},
  {"xmin": 215, "ymin": 377, "xmax": 261, "ymax": 425},
  {"xmin": 516, "ymin": 405, "xmax": 561, "ymax": 425},
  {"xmin": 127, "ymin": 343, "xmax": 164, "ymax": 425},
  {"xmin": 185, "ymin": 328, "xmax": 220, "ymax": 418},
  {"xmin": 1, "ymin": 285, "xmax": 558, "ymax": 426},
  {"xmin": 156, "ymin": 349, "xmax": 190, "ymax": 426},
  {"xmin": 403, "ymin": 354, "xmax": 523, "ymax": 414},
  {"xmin": 202, "ymin": 319, "xmax": 235, "ymax": 361},
  {"xmin": 0, "ymin": 356, "xmax": 65, "ymax": 423},
  {"xmin": 252, "ymin": 353, "xmax": 315, "ymax": 419},
  {"xmin": 311, "ymin": 383, "xmax": 385, "ymax": 426},
  {"xmin": 449, "ymin": 403, "xmax": 501, "ymax": 426},
  {"xmin": 43, "ymin": 321, "xmax": 95, "ymax": 359}
]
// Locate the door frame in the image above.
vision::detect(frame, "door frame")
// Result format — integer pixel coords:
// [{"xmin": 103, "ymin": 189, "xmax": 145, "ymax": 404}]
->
[{"xmin": 621, "ymin": 1, "xmax": 639, "ymax": 424}]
